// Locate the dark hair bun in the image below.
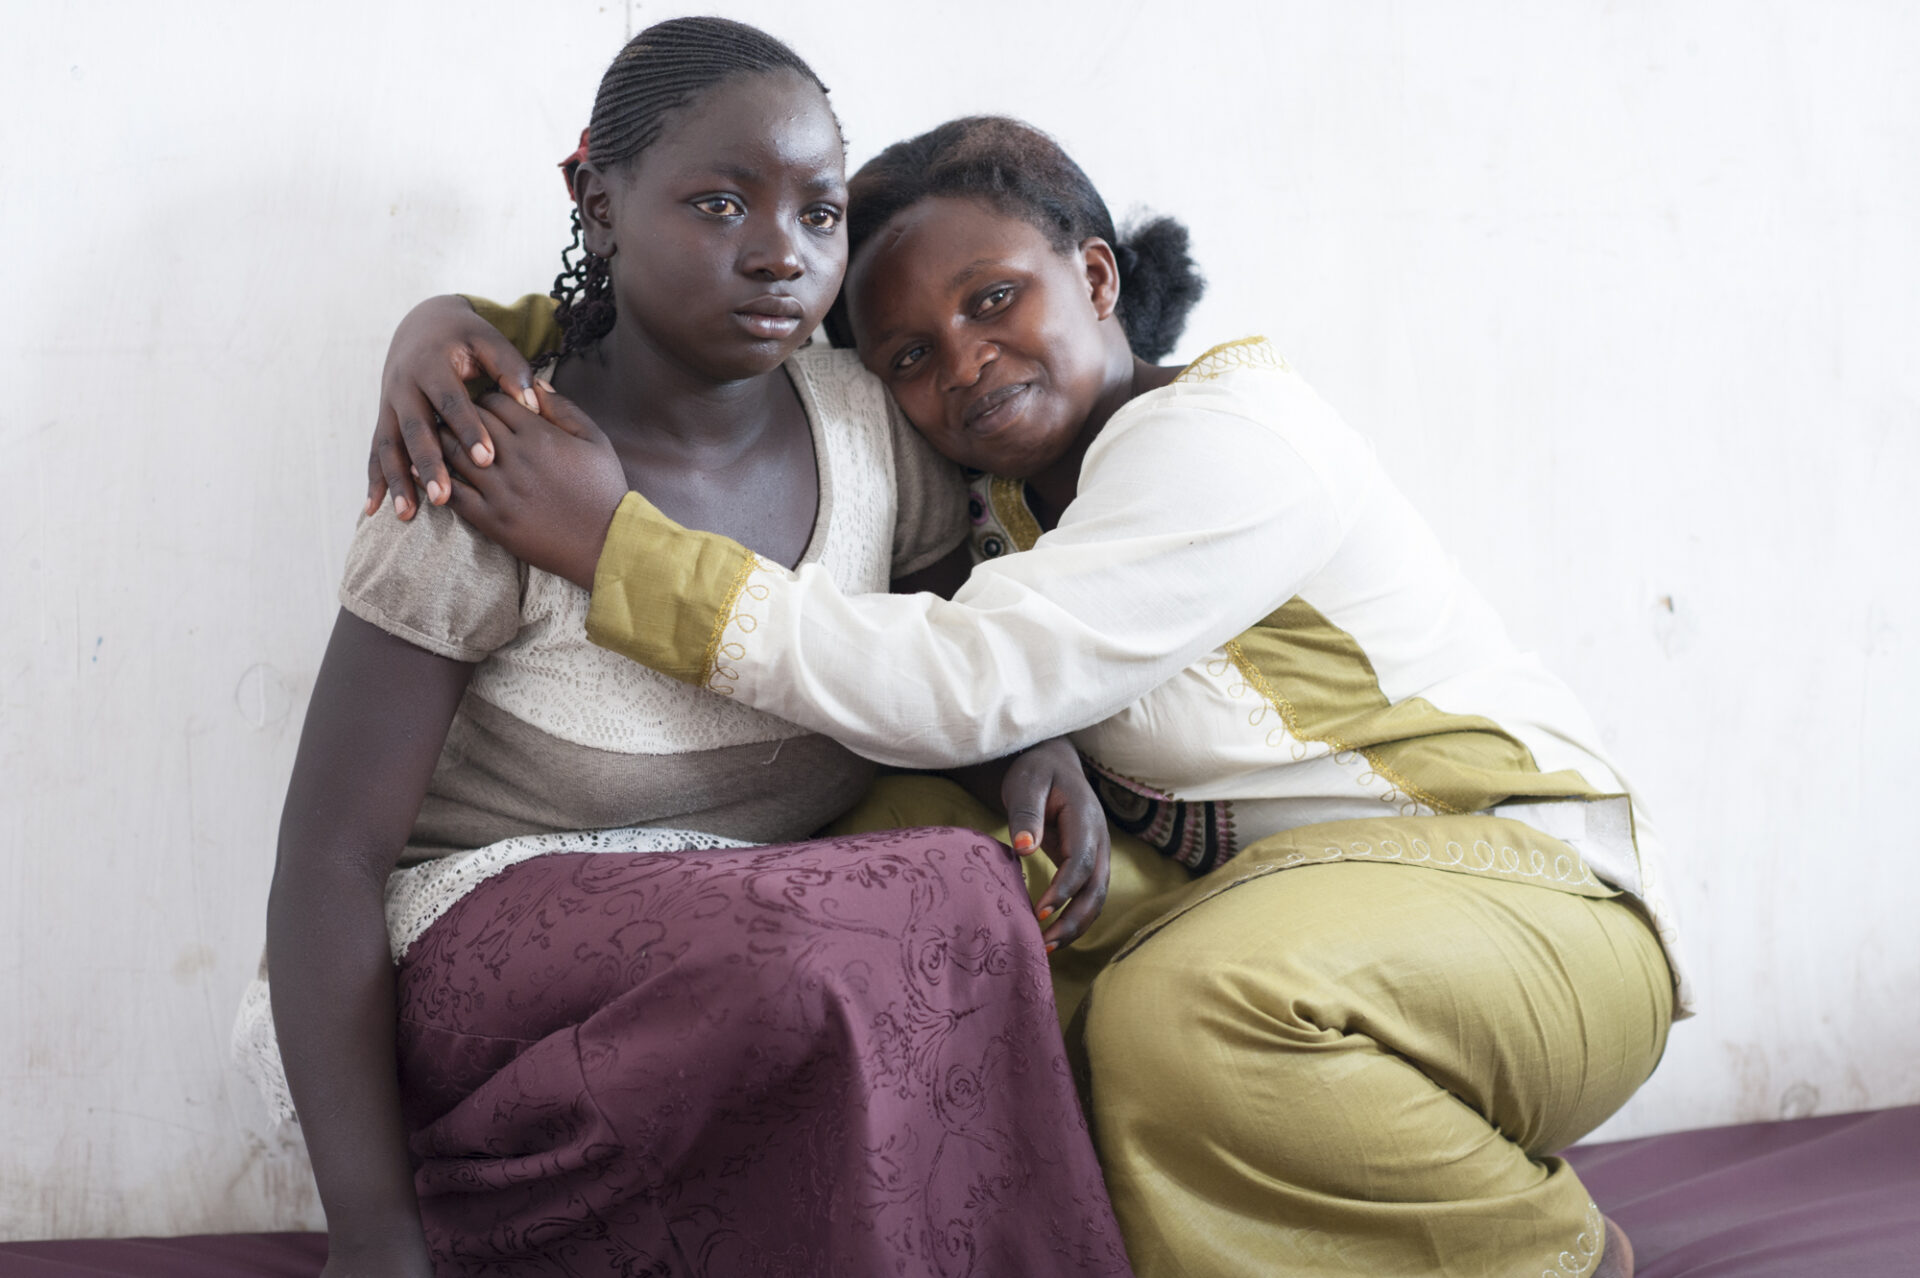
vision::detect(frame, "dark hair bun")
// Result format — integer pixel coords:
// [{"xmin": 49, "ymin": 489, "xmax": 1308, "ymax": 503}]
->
[{"xmin": 1115, "ymin": 215, "xmax": 1204, "ymax": 363}]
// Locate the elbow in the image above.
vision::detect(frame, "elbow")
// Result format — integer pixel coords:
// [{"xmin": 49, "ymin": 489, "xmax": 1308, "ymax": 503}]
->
[{"xmin": 267, "ymin": 834, "xmax": 394, "ymax": 939}]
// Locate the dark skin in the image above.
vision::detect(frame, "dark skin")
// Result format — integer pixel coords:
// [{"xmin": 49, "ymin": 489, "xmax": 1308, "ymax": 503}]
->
[
  {"xmin": 398, "ymin": 197, "xmax": 1195, "ymax": 944},
  {"xmin": 549, "ymin": 68, "xmax": 844, "ymax": 566},
  {"xmin": 844, "ymin": 195, "xmax": 1184, "ymax": 520},
  {"xmin": 282, "ymin": 71, "xmax": 901, "ymax": 1278},
  {"xmin": 292, "ymin": 82, "xmax": 1108, "ymax": 1276},
  {"xmin": 269, "ymin": 613, "xmax": 465, "ymax": 1278}
]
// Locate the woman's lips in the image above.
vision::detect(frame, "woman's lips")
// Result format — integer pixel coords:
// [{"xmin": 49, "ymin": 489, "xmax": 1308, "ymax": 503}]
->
[
  {"xmin": 734, "ymin": 312, "xmax": 802, "ymax": 339},
  {"xmin": 963, "ymin": 382, "xmax": 1030, "ymax": 434},
  {"xmin": 734, "ymin": 296, "xmax": 805, "ymax": 340}
]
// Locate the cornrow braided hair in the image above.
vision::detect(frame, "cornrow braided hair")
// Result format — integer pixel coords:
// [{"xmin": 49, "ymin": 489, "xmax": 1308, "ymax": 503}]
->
[
  {"xmin": 827, "ymin": 116, "xmax": 1205, "ymax": 362},
  {"xmin": 549, "ymin": 17, "xmax": 833, "ymax": 366}
]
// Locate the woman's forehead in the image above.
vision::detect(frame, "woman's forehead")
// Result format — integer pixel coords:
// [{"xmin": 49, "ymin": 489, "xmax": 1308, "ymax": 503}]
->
[
  {"xmin": 846, "ymin": 198, "xmax": 1058, "ymax": 342},
  {"xmin": 643, "ymin": 72, "xmax": 845, "ymax": 184},
  {"xmin": 855, "ymin": 198, "xmax": 1052, "ymax": 289}
]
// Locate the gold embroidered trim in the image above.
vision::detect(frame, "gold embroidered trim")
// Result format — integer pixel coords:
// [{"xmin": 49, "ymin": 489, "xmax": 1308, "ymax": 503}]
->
[
  {"xmin": 1223, "ymin": 639, "xmax": 1465, "ymax": 816},
  {"xmin": 1109, "ymin": 829, "xmax": 1611, "ymax": 967},
  {"xmin": 700, "ymin": 554, "xmax": 763, "ymax": 689},
  {"xmin": 988, "ymin": 475, "xmax": 1043, "ymax": 552},
  {"xmin": 1271, "ymin": 834, "xmax": 1606, "ymax": 891},
  {"xmin": 1175, "ymin": 335, "xmax": 1287, "ymax": 383}
]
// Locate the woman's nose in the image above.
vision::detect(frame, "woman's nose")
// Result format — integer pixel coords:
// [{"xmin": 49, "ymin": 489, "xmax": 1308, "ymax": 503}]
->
[
  {"xmin": 941, "ymin": 338, "xmax": 994, "ymax": 391},
  {"xmin": 741, "ymin": 218, "xmax": 804, "ymax": 281}
]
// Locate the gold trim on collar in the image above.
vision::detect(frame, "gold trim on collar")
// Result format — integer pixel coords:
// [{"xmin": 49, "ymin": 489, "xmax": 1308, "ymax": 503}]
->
[
  {"xmin": 988, "ymin": 475, "xmax": 1043, "ymax": 552},
  {"xmin": 1175, "ymin": 336, "xmax": 1287, "ymax": 383}
]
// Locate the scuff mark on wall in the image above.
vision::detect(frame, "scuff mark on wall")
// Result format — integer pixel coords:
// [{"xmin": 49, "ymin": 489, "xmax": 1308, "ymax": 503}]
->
[
  {"xmin": 233, "ymin": 664, "xmax": 293, "ymax": 732},
  {"xmin": 172, "ymin": 946, "xmax": 217, "ymax": 985}
]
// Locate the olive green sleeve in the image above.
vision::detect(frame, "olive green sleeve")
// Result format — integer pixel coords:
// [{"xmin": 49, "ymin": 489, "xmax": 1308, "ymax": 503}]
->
[
  {"xmin": 584, "ymin": 491, "xmax": 761, "ymax": 687},
  {"xmin": 460, "ymin": 293, "xmax": 563, "ymax": 363}
]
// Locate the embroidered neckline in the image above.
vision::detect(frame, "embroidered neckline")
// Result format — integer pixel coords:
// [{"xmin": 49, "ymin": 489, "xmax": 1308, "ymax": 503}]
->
[
  {"xmin": 1174, "ymin": 336, "xmax": 1287, "ymax": 383},
  {"xmin": 986, "ymin": 475, "xmax": 1043, "ymax": 554}
]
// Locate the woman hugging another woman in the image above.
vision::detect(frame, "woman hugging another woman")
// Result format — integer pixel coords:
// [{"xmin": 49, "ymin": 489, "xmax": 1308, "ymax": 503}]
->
[
  {"xmin": 241, "ymin": 18, "xmax": 1134, "ymax": 1278},
  {"xmin": 380, "ymin": 75, "xmax": 1688, "ymax": 1278}
]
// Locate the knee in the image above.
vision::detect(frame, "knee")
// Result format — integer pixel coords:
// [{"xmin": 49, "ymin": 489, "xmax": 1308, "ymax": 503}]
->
[
  {"xmin": 1078, "ymin": 918, "xmax": 1349, "ymax": 1131},
  {"xmin": 727, "ymin": 828, "xmax": 1041, "ymax": 1012},
  {"xmin": 896, "ymin": 826, "xmax": 1048, "ymax": 997}
]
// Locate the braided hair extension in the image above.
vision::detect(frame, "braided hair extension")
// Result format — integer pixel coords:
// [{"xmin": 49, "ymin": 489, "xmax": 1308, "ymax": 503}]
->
[
  {"xmin": 827, "ymin": 117, "xmax": 1204, "ymax": 362},
  {"xmin": 549, "ymin": 17, "xmax": 833, "ymax": 365}
]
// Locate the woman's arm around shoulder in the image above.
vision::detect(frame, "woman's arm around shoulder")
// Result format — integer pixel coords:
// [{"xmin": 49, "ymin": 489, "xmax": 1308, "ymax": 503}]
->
[
  {"xmin": 366, "ymin": 293, "xmax": 559, "ymax": 521},
  {"xmin": 577, "ymin": 382, "xmax": 1367, "ymax": 767}
]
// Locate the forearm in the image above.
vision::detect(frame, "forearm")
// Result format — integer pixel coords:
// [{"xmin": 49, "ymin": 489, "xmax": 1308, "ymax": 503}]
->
[
  {"xmin": 267, "ymin": 858, "xmax": 424, "ymax": 1249},
  {"xmin": 585, "ymin": 496, "xmax": 1234, "ymax": 767}
]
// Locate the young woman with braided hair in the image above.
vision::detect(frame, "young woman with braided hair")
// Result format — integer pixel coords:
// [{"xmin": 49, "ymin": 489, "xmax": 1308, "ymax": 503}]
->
[
  {"xmin": 248, "ymin": 19, "xmax": 1134, "ymax": 1278},
  {"xmin": 375, "ymin": 110, "xmax": 1685, "ymax": 1277}
]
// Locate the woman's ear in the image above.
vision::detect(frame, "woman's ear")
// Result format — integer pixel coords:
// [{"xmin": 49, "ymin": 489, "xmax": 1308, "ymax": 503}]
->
[
  {"xmin": 1081, "ymin": 238, "xmax": 1121, "ymax": 322},
  {"xmin": 577, "ymin": 164, "xmax": 617, "ymax": 258}
]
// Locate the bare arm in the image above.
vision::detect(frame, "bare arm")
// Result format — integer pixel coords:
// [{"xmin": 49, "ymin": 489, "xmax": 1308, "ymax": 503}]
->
[{"xmin": 268, "ymin": 610, "xmax": 474, "ymax": 1277}]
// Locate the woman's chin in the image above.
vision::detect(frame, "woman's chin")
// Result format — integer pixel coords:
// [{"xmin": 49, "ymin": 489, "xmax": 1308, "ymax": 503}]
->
[
  {"xmin": 972, "ymin": 425, "xmax": 1079, "ymax": 481},
  {"xmin": 700, "ymin": 338, "xmax": 811, "ymax": 382}
]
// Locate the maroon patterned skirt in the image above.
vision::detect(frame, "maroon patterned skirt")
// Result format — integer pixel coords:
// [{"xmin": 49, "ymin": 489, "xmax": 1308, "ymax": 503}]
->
[{"xmin": 393, "ymin": 826, "xmax": 1134, "ymax": 1277}]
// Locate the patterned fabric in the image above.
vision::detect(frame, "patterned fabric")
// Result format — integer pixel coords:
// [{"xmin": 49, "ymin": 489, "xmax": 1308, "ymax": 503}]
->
[
  {"xmin": 1083, "ymin": 759, "xmax": 1236, "ymax": 876},
  {"xmin": 966, "ymin": 472, "xmax": 1042, "ymax": 563},
  {"xmin": 230, "ymin": 827, "xmax": 755, "ymax": 1126},
  {"xmin": 394, "ymin": 828, "xmax": 1135, "ymax": 1278}
]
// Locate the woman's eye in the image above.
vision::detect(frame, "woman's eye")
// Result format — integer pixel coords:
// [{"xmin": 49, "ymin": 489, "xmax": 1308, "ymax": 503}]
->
[
  {"xmin": 802, "ymin": 207, "xmax": 842, "ymax": 231},
  {"xmin": 975, "ymin": 286, "xmax": 1013, "ymax": 315},
  {"xmin": 694, "ymin": 196, "xmax": 744, "ymax": 217},
  {"xmin": 891, "ymin": 345, "xmax": 927, "ymax": 373}
]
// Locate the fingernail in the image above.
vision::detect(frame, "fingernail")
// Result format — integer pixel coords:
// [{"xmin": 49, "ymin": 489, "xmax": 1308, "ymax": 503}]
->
[
  {"xmin": 1045, "ymin": 942, "xmax": 1059, "ymax": 954},
  {"xmin": 535, "ymin": 377, "xmax": 556, "ymax": 393},
  {"xmin": 519, "ymin": 385, "xmax": 540, "ymax": 411},
  {"xmin": 392, "ymin": 494, "xmax": 410, "ymax": 517},
  {"xmin": 1012, "ymin": 832, "xmax": 1035, "ymax": 853},
  {"xmin": 471, "ymin": 441, "xmax": 493, "ymax": 465},
  {"xmin": 427, "ymin": 479, "xmax": 448, "ymax": 504},
  {"xmin": 1037, "ymin": 905, "xmax": 1053, "ymax": 921}
]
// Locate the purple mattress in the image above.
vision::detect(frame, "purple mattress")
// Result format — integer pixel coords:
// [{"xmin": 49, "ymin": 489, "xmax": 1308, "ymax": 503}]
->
[
  {"xmin": 1561, "ymin": 1103, "xmax": 1920, "ymax": 1277},
  {"xmin": 3, "ymin": 1105, "xmax": 1916, "ymax": 1276}
]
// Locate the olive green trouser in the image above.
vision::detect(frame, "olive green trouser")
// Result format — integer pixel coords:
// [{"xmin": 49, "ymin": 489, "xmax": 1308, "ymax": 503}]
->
[{"xmin": 832, "ymin": 778, "xmax": 1674, "ymax": 1277}]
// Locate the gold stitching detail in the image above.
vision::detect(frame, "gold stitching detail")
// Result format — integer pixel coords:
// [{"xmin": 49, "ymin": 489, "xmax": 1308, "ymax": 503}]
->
[
  {"xmin": 1109, "ymin": 830, "xmax": 1608, "ymax": 967},
  {"xmin": 1223, "ymin": 640, "xmax": 1465, "ymax": 815},
  {"xmin": 1175, "ymin": 336, "xmax": 1288, "ymax": 383},
  {"xmin": 700, "ymin": 554, "xmax": 763, "ymax": 689},
  {"xmin": 988, "ymin": 475, "xmax": 1043, "ymax": 552},
  {"xmin": 1545, "ymin": 1200, "xmax": 1607, "ymax": 1277}
]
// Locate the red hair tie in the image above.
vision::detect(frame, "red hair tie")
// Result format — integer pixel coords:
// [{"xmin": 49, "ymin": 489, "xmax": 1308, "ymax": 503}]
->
[{"xmin": 558, "ymin": 128, "xmax": 589, "ymax": 199}]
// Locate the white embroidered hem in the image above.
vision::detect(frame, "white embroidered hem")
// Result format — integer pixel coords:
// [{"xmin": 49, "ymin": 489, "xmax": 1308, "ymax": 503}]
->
[{"xmin": 229, "ymin": 825, "xmax": 755, "ymax": 1125}]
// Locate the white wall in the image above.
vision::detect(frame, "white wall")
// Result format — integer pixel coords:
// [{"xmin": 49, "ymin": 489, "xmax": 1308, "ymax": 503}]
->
[{"xmin": 3, "ymin": 0, "xmax": 1915, "ymax": 1240}]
